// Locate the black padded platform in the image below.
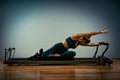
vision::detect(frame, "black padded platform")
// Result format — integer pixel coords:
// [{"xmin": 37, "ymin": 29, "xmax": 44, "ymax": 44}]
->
[{"xmin": 4, "ymin": 57, "xmax": 113, "ymax": 65}]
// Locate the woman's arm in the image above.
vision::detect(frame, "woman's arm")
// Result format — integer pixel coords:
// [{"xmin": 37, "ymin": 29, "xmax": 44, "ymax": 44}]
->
[
  {"xmin": 82, "ymin": 29, "xmax": 109, "ymax": 36},
  {"xmin": 71, "ymin": 29, "xmax": 109, "ymax": 40},
  {"xmin": 80, "ymin": 43, "xmax": 99, "ymax": 47},
  {"xmin": 80, "ymin": 42, "xmax": 109, "ymax": 47}
]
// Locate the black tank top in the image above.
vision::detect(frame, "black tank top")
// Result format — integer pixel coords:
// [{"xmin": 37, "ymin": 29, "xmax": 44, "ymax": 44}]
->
[{"xmin": 66, "ymin": 37, "xmax": 78, "ymax": 48}]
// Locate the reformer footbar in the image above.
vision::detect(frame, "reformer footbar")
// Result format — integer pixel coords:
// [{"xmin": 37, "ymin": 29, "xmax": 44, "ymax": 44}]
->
[{"xmin": 3, "ymin": 42, "xmax": 113, "ymax": 65}]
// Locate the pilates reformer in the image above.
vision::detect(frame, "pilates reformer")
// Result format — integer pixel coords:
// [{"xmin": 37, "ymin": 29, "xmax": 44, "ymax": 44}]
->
[{"xmin": 3, "ymin": 42, "xmax": 113, "ymax": 65}]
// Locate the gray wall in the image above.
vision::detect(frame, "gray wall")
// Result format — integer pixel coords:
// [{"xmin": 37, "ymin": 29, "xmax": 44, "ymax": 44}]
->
[{"xmin": 0, "ymin": 0, "xmax": 120, "ymax": 59}]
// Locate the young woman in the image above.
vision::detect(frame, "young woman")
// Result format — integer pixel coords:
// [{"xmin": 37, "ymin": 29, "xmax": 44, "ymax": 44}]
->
[{"xmin": 29, "ymin": 29, "xmax": 109, "ymax": 59}]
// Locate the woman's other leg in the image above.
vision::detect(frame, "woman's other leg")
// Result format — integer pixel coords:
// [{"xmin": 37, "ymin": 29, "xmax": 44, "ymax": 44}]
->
[
  {"xmin": 60, "ymin": 51, "xmax": 76, "ymax": 57},
  {"xmin": 41, "ymin": 43, "xmax": 61, "ymax": 59},
  {"xmin": 41, "ymin": 47, "xmax": 56, "ymax": 59}
]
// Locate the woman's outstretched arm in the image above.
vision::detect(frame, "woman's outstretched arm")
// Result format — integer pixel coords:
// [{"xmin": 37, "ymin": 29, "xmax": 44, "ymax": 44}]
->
[
  {"xmin": 79, "ymin": 42, "xmax": 109, "ymax": 47},
  {"xmin": 80, "ymin": 43, "xmax": 99, "ymax": 47},
  {"xmin": 71, "ymin": 29, "xmax": 109, "ymax": 40}
]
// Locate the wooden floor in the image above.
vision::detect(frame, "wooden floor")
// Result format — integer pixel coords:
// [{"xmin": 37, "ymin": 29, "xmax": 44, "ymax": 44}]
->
[{"xmin": 0, "ymin": 59, "xmax": 120, "ymax": 80}]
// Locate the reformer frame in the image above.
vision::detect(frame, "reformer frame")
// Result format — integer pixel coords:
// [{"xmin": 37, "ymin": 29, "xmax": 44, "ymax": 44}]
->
[{"xmin": 3, "ymin": 42, "xmax": 113, "ymax": 65}]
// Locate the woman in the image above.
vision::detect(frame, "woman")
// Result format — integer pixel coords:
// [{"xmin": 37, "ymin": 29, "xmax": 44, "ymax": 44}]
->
[{"xmin": 29, "ymin": 29, "xmax": 109, "ymax": 59}]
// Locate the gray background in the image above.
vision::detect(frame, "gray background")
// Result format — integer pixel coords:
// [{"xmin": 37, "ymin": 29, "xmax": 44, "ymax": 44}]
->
[{"xmin": 0, "ymin": 0, "xmax": 120, "ymax": 59}]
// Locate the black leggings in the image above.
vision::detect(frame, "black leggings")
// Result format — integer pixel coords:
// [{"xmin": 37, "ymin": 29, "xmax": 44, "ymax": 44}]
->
[{"xmin": 41, "ymin": 43, "xmax": 76, "ymax": 59}]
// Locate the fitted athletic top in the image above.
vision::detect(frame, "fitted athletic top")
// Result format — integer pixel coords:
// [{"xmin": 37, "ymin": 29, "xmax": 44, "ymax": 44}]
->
[{"xmin": 66, "ymin": 37, "xmax": 78, "ymax": 48}]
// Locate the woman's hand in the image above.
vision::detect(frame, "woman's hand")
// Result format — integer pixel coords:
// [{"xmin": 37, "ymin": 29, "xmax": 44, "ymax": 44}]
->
[{"xmin": 100, "ymin": 29, "xmax": 109, "ymax": 34}]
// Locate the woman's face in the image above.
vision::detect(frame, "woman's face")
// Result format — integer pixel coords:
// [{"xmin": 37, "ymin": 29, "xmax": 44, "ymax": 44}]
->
[{"xmin": 79, "ymin": 36, "xmax": 91, "ymax": 45}]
